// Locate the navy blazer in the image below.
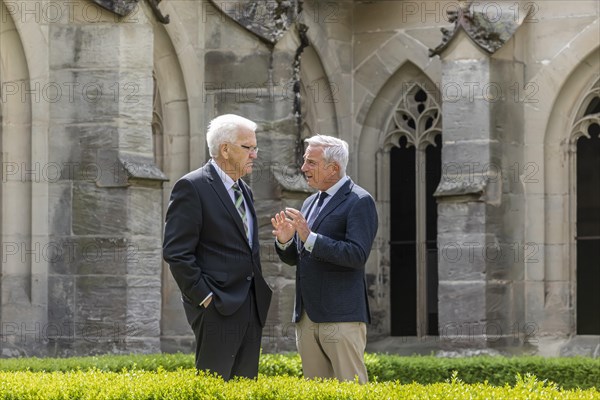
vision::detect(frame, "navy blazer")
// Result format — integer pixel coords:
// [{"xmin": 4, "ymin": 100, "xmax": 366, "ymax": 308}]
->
[
  {"xmin": 276, "ymin": 178, "xmax": 378, "ymax": 323},
  {"xmin": 163, "ymin": 162, "xmax": 272, "ymax": 327}
]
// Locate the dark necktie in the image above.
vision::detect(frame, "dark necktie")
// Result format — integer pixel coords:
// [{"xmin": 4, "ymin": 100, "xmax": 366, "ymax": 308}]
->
[
  {"xmin": 307, "ymin": 192, "xmax": 329, "ymax": 228},
  {"xmin": 232, "ymin": 183, "xmax": 249, "ymax": 241}
]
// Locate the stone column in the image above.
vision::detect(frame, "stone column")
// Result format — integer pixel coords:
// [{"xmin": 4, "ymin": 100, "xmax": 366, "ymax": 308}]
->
[
  {"xmin": 46, "ymin": 1, "xmax": 165, "ymax": 355},
  {"xmin": 433, "ymin": 21, "xmax": 526, "ymax": 350}
]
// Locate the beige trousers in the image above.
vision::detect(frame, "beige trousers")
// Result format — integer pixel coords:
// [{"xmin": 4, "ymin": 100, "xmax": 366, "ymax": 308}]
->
[{"xmin": 296, "ymin": 312, "xmax": 368, "ymax": 384}]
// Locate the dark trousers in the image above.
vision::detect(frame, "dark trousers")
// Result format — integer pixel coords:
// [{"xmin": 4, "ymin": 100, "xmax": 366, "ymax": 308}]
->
[{"xmin": 184, "ymin": 288, "xmax": 262, "ymax": 380}]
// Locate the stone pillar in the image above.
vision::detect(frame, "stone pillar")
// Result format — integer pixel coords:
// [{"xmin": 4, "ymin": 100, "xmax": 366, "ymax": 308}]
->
[
  {"xmin": 46, "ymin": 1, "xmax": 166, "ymax": 355},
  {"xmin": 434, "ymin": 25, "xmax": 526, "ymax": 350},
  {"xmin": 0, "ymin": 5, "xmax": 44, "ymax": 356}
]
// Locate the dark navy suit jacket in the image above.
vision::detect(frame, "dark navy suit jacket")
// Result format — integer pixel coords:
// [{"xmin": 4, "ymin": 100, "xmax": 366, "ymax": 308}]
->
[
  {"xmin": 163, "ymin": 162, "xmax": 272, "ymax": 327},
  {"xmin": 276, "ymin": 178, "xmax": 378, "ymax": 323}
]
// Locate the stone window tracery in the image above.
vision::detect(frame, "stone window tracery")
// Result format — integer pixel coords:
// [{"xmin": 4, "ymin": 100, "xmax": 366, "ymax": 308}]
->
[{"xmin": 384, "ymin": 83, "xmax": 442, "ymax": 337}]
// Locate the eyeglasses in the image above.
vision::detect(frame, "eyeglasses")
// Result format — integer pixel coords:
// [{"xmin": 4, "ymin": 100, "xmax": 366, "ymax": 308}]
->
[{"xmin": 228, "ymin": 143, "xmax": 259, "ymax": 154}]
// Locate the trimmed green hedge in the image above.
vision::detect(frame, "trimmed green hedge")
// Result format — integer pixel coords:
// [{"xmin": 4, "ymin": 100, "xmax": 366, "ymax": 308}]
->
[
  {"xmin": 0, "ymin": 353, "xmax": 192, "ymax": 373},
  {"xmin": 0, "ymin": 369, "xmax": 598, "ymax": 400},
  {"xmin": 362, "ymin": 354, "xmax": 600, "ymax": 390},
  {"xmin": 0, "ymin": 353, "xmax": 598, "ymax": 390}
]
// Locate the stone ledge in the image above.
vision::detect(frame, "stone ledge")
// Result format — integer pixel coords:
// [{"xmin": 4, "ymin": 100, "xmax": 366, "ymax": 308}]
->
[
  {"xmin": 96, "ymin": 151, "xmax": 168, "ymax": 188},
  {"xmin": 435, "ymin": 174, "xmax": 487, "ymax": 201},
  {"xmin": 559, "ymin": 336, "xmax": 600, "ymax": 358},
  {"xmin": 367, "ymin": 335, "xmax": 600, "ymax": 357}
]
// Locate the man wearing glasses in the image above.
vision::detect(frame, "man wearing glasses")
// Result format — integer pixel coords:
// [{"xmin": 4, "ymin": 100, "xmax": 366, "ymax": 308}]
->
[{"xmin": 163, "ymin": 114, "xmax": 272, "ymax": 380}]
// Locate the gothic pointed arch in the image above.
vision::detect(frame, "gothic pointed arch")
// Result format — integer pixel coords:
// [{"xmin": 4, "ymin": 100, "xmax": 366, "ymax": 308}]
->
[
  {"xmin": 569, "ymin": 78, "xmax": 600, "ymax": 335},
  {"xmin": 147, "ymin": 13, "xmax": 194, "ymax": 351},
  {"xmin": 298, "ymin": 46, "xmax": 338, "ymax": 143},
  {"xmin": 150, "ymin": 1, "xmax": 205, "ymax": 168},
  {"xmin": 540, "ymin": 46, "xmax": 599, "ymax": 337},
  {"xmin": 357, "ymin": 61, "xmax": 442, "ymax": 338},
  {"xmin": 302, "ymin": 8, "xmax": 345, "ymax": 143},
  {"xmin": 383, "ymin": 82, "xmax": 442, "ymax": 337},
  {"xmin": 0, "ymin": 0, "xmax": 35, "ymax": 348}
]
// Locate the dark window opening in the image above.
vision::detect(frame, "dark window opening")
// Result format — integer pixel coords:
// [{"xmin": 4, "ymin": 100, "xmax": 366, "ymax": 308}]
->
[
  {"xmin": 390, "ymin": 144, "xmax": 417, "ymax": 336},
  {"xmin": 390, "ymin": 134, "xmax": 441, "ymax": 336},
  {"xmin": 576, "ymin": 108, "xmax": 600, "ymax": 334}
]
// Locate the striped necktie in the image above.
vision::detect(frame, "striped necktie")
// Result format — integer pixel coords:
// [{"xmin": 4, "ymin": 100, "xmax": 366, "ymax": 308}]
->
[{"xmin": 232, "ymin": 183, "xmax": 249, "ymax": 241}]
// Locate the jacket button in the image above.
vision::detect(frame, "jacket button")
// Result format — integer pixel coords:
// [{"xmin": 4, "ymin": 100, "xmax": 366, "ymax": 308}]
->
[{"xmin": 246, "ymin": 276, "xmax": 252, "ymax": 281}]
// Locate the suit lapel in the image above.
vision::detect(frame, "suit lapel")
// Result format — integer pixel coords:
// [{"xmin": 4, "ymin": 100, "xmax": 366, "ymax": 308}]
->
[
  {"xmin": 311, "ymin": 179, "xmax": 353, "ymax": 231},
  {"xmin": 297, "ymin": 193, "xmax": 319, "ymax": 252},
  {"xmin": 301, "ymin": 193, "xmax": 319, "ymax": 218},
  {"xmin": 206, "ymin": 163, "xmax": 250, "ymax": 247}
]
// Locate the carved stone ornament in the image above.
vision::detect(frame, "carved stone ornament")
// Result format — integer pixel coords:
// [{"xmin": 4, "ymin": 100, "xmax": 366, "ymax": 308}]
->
[
  {"xmin": 430, "ymin": 1, "xmax": 530, "ymax": 56},
  {"xmin": 92, "ymin": 0, "xmax": 137, "ymax": 16},
  {"xmin": 209, "ymin": 0, "xmax": 300, "ymax": 45},
  {"xmin": 92, "ymin": 0, "xmax": 169, "ymax": 23},
  {"xmin": 568, "ymin": 78, "xmax": 600, "ymax": 152}
]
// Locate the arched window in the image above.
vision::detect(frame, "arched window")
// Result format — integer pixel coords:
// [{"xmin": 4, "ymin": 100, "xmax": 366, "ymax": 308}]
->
[
  {"xmin": 571, "ymin": 79, "xmax": 600, "ymax": 334},
  {"xmin": 384, "ymin": 83, "xmax": 442, "ymax": 337}
]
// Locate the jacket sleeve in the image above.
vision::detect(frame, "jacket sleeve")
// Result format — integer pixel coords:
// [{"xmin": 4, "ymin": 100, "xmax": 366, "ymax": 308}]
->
[
  {"xmin": 312, "ymin": 194, "xmax": 378, "ymax": 269},
  {"xmin": 162, "ymin": 178, "xmax": 211, "ymax": 305},
  {"xmin": 275, "ymin": 238, "xmax": 299, "ymax": 266}
]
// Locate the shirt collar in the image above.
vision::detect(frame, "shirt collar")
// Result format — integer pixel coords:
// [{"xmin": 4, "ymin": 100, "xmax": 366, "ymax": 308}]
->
[
  {"xmin": 210, "ymin": 159, "xmax": 236, "ymax": 190},
  {"xmin": 321, "ymin": 175, "xmax": 349, "ymax": 199}
]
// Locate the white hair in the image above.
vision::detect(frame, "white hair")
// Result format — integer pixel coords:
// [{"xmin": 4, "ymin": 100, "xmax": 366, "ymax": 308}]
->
[
  {"xmin": 206, "ymin": 114, "xmax": 257, "ymax": 157},
  {"xmin": 305, "ymin": 134, "xmax": 349, "ymax": 176}
]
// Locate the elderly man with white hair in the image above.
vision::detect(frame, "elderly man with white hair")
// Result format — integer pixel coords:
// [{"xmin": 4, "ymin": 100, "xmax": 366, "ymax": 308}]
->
[{"xmin": 164, "ymin": 114, "xmax": 272, "ymax": 380}]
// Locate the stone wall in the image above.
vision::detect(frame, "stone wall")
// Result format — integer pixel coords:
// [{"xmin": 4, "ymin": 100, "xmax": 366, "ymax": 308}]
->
[{"xmin": 0, "ymin": 0, "xmax": 598, "ymax": 357}]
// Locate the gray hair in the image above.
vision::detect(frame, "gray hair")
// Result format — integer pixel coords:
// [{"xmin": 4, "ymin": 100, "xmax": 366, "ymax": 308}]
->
[
  {"xmin": 305, "ymin": 134, "xmax": 349, "ymax": 176},
  {"xmin": 206, "ymin": 114, "xmax": 257, "ymax": 157}
]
